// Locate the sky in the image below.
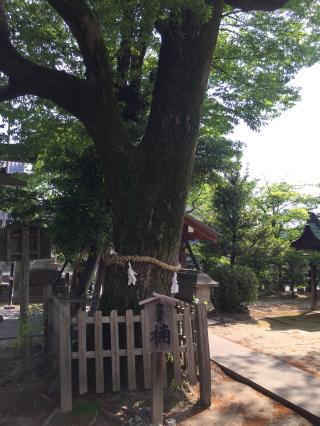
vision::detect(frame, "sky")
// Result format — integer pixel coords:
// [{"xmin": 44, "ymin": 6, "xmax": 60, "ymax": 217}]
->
[{"xmin": 231, "ymin": 63, "xmax": 320, "ymax": 193}]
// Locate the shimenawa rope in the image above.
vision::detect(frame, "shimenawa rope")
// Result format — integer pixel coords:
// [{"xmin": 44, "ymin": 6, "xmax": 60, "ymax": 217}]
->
[{"xmin": 103, "ymin": 254, "xmax": 181, "ymax": 273}]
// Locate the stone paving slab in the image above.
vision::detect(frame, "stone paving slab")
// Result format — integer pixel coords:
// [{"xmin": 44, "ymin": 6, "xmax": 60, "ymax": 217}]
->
[
  {"xmin": 209, "ymin": 332, "xmax": 320, "ymax": 422},
  {"xmin": 0, "ymin": 306, "xmax": 43, "ymax": 340},
  {"xmin": 0, "ymin": 307, "xmax": 19, "ymax": 339}
]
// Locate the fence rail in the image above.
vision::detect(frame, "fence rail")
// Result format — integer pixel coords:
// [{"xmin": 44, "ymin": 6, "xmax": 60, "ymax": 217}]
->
[{"xmin": 46, "ymin": 290, "xmax": 210, "ymax": 412}]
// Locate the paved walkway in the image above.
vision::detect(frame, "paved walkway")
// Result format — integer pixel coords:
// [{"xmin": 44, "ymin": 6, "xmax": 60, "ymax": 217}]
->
[
  {"xmin": 0, "ymin": 306, "xmax": 43, "ymax": 340},
  {"xmin": 0, "ymin": 306, "xmax": 19, "ymax": 339},
  {"xmin": 209, "ymin": 332, "xmax": 320, "ymax": 422}
]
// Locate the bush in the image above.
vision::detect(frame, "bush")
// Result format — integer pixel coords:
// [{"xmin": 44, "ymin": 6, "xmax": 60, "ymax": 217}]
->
[{"xmin": 209, "ymin": 265, "xmax": 259, "ymax": 313}]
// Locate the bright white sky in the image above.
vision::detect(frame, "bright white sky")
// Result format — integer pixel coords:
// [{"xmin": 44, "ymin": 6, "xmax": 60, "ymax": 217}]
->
[{"xmin": 231, "ymin": 63, "xmax": 320, "ymax": 193}]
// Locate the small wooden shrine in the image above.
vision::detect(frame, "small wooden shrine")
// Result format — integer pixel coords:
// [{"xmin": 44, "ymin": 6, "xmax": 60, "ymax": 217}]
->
[
  {"xmin": 180, "ymin": 213, "xmax": 219, "ymax": 268},
  {"xmin": 291, "ymin": 212, "xmax": 320, "ymax": 250},
  {"xmin": 0, "ymin": 224, "xmax": 51, "ymax": 309},
  {"xmin": 291, "ymin": 212, "xmax": 319, "ymax": 310}
]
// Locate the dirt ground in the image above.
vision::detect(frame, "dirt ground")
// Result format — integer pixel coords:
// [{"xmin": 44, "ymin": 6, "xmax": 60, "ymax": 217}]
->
[
  {"xmin": 210, "ymin": 294, "xmax": 320, "ymax": 379},
  {"xmin": 178, "ymin": 363, "xmax": 312, "ymax": 426},
  {"xmin": 0, "ymin": 357, "xmax": 313, "ymax": 426}
]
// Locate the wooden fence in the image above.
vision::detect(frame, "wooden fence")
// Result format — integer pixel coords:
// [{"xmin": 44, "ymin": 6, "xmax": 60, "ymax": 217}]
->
[{"xmin": 46, "ymin": 294, "xmax": 211, "ymax": 412}]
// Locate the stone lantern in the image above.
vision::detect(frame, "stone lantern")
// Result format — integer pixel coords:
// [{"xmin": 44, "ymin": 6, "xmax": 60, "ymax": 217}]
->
[
  {"xmin": 177, "ymin": 270, "xmax": 219, "ymax": 309},
  {"xmin": 177, "ymin": 214, "xmax": 220, "ymax": 309}
]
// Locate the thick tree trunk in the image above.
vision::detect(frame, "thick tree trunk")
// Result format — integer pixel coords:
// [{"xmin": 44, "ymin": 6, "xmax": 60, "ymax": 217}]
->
[{"xmin": 100, "ymin": 2, "xmax": 224, "ymax": 314}]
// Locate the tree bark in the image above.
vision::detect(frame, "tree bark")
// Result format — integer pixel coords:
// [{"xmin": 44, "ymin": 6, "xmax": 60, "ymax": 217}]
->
[{"xmin": 100, "ymin": 2, "xmax": 225, "ymax": 313}]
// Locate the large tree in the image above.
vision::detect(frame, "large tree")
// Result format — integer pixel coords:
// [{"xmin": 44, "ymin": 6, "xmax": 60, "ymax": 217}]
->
[{"xmin": 0, "ymin": 0, "xmax": 318, "ymax": 312}]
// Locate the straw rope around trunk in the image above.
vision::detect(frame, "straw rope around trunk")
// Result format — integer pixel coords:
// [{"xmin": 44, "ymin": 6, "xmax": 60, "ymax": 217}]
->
[{"xmin": 103, "ymin": 254, "xmax": 181, "ymax": 272}]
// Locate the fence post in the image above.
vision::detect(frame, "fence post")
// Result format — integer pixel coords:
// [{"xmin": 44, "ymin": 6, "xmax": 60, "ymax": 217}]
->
[
  {"xmin": 184, "ymin": 305, "xmax": 197, "ymax": 385},
  {"xmin": 78, "ymin": 310, "xmax": 88, "ymax": 395},
  {"xmin": 110, "ymin": 310, "xmax": 120, "ymax": 392},
  {"xmin": 94, "ymin": 310, "xmax": 104, "ymax": 394},
  {"xmin": 126, "ymin": 310, "xmax": 136, "ymax": 391},
  {"xmin": 43, "ymin": 284, "xmax": 52, "ymax": 352},
  {"xmin": 20, "ymin": 226, "xmax": 31, "ymax": 357},
  {"xmin": 151, "ymin": 352, "xmax": 164, "ymax": 425},
  {"xmin": 53, "ymin": 297, "xmax": 58, "ymax": 357},
  {"xmin": 141, "ymin": 309, "xmax": 151, "ymax": 389},
  {"xmin": 59, "ymin": 300, "xmax": 72, "ymax": 412},
  {"xmin": 196, "ymin": 303, "xmax": 211, "ymax": 407}
]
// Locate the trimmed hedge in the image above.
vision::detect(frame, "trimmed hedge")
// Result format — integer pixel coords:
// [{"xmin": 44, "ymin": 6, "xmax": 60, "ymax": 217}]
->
[{"xmin": 210, "ymin": 265, "xmax": 259, "ymax": 313}]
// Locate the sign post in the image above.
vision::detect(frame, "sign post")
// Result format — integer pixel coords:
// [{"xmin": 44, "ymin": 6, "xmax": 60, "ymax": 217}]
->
[
  {"xmin": 0, "ymin": 224, "xmax": 51, "ymax": 353},
  {"xmin": 20, "ymin": 226, "xmax": 31, "ymax": 357},
  {"xmin": 139, "ymin": 293, "xmax": 177, "ymax": 425}
]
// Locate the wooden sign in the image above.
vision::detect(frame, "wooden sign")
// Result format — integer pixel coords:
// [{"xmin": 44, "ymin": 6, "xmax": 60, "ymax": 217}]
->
[
  {"xmin": 139, "ymin": 293, "xmax": 178, "ymax": 425},
  {"xmin": 140, "ymin": 292, "xmax": 177, "ymax": 353},
  {"xmin": 0, "ymin": 224, "xmax": 51, "ymax": 261}
]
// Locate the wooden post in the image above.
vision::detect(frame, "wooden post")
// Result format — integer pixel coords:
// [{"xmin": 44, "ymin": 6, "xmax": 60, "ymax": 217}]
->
[
  {"xmin": 151, "ymin": 352, "xmax": 164, "ymax": 426},
  {"xmin": 20, "ymin": 226, "xmax": 30, "ymax": 318},
  {"xmin": 126, "ymin": 309, "xmax": 136, "ymax": 391},
  {"xmin": 196, "ymin": 303, "xmax": 211, "ymax": 407},
  {"xmin": 310, "ymin": 263, "xmax": 318, "ymax": 311},
  {"xmin": 139, "ymin": 294, "xmax": 177, "ymax": 425},
  {"xmin": 141, "ymin": 308, "xmax": 151, "ymax": 389},
  {"xmin": 20, "ymin": 226, "xmax": 30, "ymax": 357},
  {"xmin": 94, "ymin": 310, "xmax": 104, "ymax": 394},
  {"xmin": 184, "ymin": 305, "xmax": 197, "ymax": 385},
  {"xmin": 110, "ymin": 310, "xmax": 120, "ymax": 392},
  {"xmin": 172, "ymin": 306, "xmax": 182, "ymax": 386},
  {"xmin": 43, "ymin": 283, "xmax": 53, "ymax": 352},
  {"xmin": 78, "ymin": 310, "xmax": 88, "ymax": 394},
  {"xmin": 60, "ymin": 301, "xmax": 72, "ymax": 412}
]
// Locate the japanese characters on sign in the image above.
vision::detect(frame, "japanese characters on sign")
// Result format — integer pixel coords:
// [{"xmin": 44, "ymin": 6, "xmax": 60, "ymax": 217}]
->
[
  {"xmin": 150, "ymin": 302, "xmax": 171, "ymax": 348},
  {"xmin": 140, "ymin": 293, "xmax": 176, "ymax": 353}
]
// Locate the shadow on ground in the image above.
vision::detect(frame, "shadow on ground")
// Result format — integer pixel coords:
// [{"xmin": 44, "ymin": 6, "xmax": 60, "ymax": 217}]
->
[{"xmin": 265, "ymin": 312, "xmax": 320, "ymax": 332}]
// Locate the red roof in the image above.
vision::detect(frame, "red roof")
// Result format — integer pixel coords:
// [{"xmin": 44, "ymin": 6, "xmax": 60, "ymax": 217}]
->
[{"xmin": 183, "ymin": 213, "xmax": 219, "ymax": 242}]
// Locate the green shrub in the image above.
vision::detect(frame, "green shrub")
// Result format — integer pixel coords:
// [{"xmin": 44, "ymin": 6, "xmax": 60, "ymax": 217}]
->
[{"xmin": 210, "ymin": 265, "xmax": 259, "ymax": 313}]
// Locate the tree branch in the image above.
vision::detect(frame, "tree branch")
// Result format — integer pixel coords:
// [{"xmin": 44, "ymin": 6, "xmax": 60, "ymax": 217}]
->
[
  {"xmin": 45, "ymin": 0, "xmax": 130, "ymax": 167},
  {"xmin": 225, "ymin": 0, "xmax": 289, "ymax": 12},
  {"xmin": 0, "ymin": 83, "xmax": 25, "ymax": 102},
  {"xmin": 0, "ymin": 0, "xmax": 129, "ymax": 169},
  {"xmin": 46, "ymin": 0, "xmax": 111, "ymax": 82},
  {"xmin": 0, "ymin": 1, "xmax": 86, "ymax": 117},
  {"xmin": 187, "ymin": 191, "xmax": 203, "ymax": 214}
]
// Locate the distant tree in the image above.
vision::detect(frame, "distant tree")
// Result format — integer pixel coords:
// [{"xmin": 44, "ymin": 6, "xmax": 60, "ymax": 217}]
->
[
  {"xmin": 249, "ymin": 182, "xmax": 318, "ymax": 289},
  {"xmin": 197, "ymin": 180, "xmax": 319, "ymax": 294},
  {"xmin": 213, "ymin": 171, "xmax": 255, "ymax": 265}
]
